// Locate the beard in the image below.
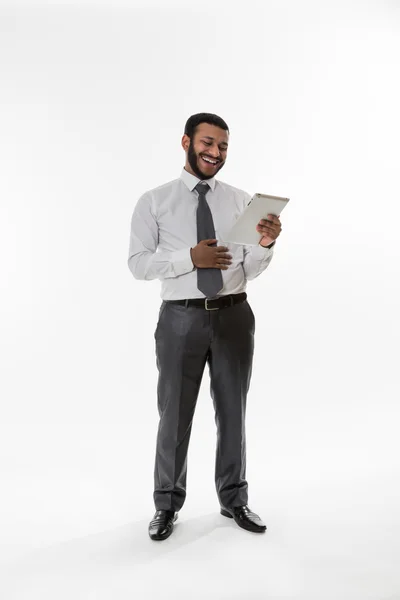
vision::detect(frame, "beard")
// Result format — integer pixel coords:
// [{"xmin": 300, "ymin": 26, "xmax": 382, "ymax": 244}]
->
[{"xmin": 187, "ymin": 139, "xmax": 224, "ymax": 180}]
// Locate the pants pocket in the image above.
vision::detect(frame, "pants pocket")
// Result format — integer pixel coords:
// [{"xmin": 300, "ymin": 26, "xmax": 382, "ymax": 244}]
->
[
  {"xmin": 245, "ymin": 300, "xmax": 255, "ymax": 321},
  {"xmin": 154, "ymin": 301, "xmax": 168, "ymax": 339}
]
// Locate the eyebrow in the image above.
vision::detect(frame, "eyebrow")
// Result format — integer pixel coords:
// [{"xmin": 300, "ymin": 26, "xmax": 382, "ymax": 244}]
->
[{"xmin": 202, "ymin": 136, "xmax": 229, "ymax": 146}]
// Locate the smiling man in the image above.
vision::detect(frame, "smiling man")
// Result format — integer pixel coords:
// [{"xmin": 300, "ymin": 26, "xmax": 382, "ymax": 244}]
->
[{"xmin": 127, "ymin": 112, "xmax": 282, "ymax": 541}]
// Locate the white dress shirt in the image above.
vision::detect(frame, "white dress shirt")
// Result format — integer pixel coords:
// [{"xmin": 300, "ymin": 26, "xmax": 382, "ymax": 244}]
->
[{"xmin": 127, "ymin": 167, "xmax": 275, "ymax": 300}]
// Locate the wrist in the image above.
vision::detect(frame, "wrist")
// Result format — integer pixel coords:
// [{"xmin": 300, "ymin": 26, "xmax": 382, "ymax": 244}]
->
[{"xmin": 259, "ymin": 240, "xmax": 276, "ymax": 249}]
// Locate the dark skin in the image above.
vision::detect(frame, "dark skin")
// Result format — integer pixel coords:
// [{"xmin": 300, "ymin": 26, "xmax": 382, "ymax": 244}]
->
[{"xmin": 182, "ymin": 123, "xmax": 282, "ymax": 269}]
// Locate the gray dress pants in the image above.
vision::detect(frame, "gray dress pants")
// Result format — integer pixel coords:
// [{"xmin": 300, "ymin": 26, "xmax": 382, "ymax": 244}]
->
[{"xmin": 153, "ymin": 296, "xmax": 255, "ymax": 512}]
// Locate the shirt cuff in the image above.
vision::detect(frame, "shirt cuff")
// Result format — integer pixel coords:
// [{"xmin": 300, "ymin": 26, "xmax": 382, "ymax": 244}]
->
[
  {"xmin": 251, "ymin": 242, "xmax": 275, "ymax": 258},
  {"xmin": 171, "ymin": 247, "xmax": 195, "ymax": 276}
]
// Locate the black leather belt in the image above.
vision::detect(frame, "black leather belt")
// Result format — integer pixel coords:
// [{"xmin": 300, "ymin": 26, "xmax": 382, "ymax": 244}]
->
[{"xmin": 166, "ymin": 292, "xmax": 247, "ymax": 311}]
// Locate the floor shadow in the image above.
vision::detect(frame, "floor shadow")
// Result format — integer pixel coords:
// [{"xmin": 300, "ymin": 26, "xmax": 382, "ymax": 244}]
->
[{"xmin": 4, "ymin": 511, "xmax": 235, "ymax": 576}]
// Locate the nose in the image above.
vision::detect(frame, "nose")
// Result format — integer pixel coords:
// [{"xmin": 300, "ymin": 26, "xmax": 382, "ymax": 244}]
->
[{"xmin": 207, "ymin": 145, "xmax": 221, "ymax": 159}]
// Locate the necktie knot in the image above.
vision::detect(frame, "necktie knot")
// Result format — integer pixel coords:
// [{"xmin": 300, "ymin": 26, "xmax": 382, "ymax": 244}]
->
[{"xmin": 195, "ymin": 182, "xmax": 210, "ymax": 196}]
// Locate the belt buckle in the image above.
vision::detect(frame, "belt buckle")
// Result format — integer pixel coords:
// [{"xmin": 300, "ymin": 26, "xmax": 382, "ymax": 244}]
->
[{"xmin": 205, "ymin": 298, "xmax": 219, "ymax": 311}]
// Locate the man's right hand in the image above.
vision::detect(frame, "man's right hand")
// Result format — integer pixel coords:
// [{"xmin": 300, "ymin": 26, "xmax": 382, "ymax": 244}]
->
[{"xmin": 190, "ymin": 239, "xmax": 232, "ymax": 269}]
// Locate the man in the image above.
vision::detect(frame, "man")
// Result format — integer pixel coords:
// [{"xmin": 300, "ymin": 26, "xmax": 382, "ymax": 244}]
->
[{"xmin": 127, "ymin": 113, "xmax": 282, "ymax": 541}]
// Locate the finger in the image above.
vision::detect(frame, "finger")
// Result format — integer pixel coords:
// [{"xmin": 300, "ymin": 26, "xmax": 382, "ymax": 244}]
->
[
  {"xmin": 257, "ymin": 224, "xmax": 276, "ymax": 234},
  {"xmin": 214, "ymin": 258, "xmax": 230, "ymax": 267},
  {"xmin": 259, "ymin": 220, "xmax": 281, "ymax": 230}
]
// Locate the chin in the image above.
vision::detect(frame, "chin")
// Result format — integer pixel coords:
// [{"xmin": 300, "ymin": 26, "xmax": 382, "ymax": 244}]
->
[{"xmin": 198, "ymin": 163, "xmax": 223, "ymax": 180}]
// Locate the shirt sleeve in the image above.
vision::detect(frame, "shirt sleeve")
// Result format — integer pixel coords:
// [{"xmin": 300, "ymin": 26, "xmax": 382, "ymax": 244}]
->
[
  {"xmin": 242, "ymin": 242, "xmax": 274, "ymax": 281},
  {"xmin": 241, "ymin": 192, "xmax": 275, "ymax": 281},
  {"xmin": 127, "ymin": 193, "xmax": 195, "ymax": 280}
]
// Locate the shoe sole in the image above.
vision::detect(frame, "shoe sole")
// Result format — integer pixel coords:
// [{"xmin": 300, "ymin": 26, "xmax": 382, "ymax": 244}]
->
[{"xmin": 220, "ymin": 508, "xmax": 267, "ymax": 533}]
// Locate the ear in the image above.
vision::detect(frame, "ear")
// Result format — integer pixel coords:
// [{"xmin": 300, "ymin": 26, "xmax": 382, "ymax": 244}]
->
[{"xmin": 181, "ymin": 134, "xmax": 190, "ymax": 152}]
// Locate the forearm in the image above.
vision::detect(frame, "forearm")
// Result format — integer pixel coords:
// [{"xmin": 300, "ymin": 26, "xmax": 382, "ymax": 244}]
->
[{"xmin": 128, "ymin": 246, "xmax": 194, "ymax": 280}]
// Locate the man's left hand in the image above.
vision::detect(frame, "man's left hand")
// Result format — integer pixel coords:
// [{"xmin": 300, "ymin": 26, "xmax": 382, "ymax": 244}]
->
[{"xmin": 256, "ymin": 214, "xmax": 282, "ymax": 247}]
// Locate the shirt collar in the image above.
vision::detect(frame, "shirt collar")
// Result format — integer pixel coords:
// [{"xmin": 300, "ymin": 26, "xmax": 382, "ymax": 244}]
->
[{"xmin": 180, "ymin": 167, "xmax": 217, "ymax": 192}]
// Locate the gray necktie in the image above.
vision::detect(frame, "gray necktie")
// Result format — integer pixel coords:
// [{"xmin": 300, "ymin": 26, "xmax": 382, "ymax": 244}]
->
[{"xmin": 195, "ymin": 182, "xmax": 223, "ymax": 298}]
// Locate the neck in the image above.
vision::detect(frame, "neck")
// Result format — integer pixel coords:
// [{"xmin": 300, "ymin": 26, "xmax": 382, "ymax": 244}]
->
[
  {"xmin": 184, "ymin": 164, "xmax": 197, "ymax": 178},
  {"xmin": 184, "ymin": 164, "xmax": 213, "ymax": 183}
]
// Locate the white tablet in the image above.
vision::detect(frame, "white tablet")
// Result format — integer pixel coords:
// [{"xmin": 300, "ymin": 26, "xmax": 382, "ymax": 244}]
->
[{"xmin": 222, "ymin": 193, "xmax": 289, "ymax": 245}]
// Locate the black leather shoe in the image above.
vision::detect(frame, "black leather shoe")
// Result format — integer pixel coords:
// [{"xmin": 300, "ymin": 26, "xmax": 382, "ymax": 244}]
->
[
  {"xmin": 148, "ymin": 510, "xmax": 178, "ymax": 541},
  {"xmin": 220, "ymin": 505, "xmax": 267, "ymax": 533}
]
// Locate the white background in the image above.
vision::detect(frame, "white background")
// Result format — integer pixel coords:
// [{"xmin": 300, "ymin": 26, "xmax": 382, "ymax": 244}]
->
[{"xmin": 1, "ymin": 0, "xmax": 399, "ymax": 598}]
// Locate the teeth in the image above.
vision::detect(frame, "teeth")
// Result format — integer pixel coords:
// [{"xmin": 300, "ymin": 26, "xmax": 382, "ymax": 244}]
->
[{"xmin": 202, "ymin": 156, "xmax": 217, "ymax": 164}]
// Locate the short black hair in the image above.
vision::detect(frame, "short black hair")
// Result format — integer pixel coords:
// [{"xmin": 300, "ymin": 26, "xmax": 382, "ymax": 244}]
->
[{"xmin": 184, "ymin": 113, "xmax": 229, "ymax": 139}]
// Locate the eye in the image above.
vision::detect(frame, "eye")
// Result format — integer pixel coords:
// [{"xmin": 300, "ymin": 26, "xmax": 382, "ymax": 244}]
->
[{"xmin": 203, "ymin": 141, "xmax": 212, "ymax": 146}]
